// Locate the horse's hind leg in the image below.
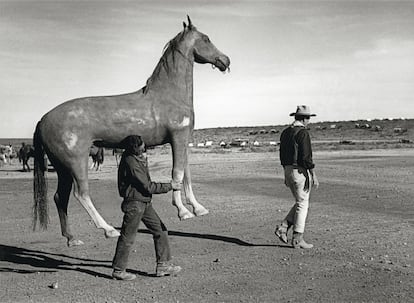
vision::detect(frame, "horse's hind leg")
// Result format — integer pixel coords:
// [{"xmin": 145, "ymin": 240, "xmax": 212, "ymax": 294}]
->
[
  {"xmin": 54, "ymin": 167, "xmax": 84, "ymax": 246},
  {"xmin": 23, "ymin": 159, "xmax": 30, "ymax": 172},
  {"xmin": 183, "ymin": 159, "xmax": 209, "ymax": 217},
  {"xmin": 71, "ymin": 159, "xmax": 120, "ymax": 238}
]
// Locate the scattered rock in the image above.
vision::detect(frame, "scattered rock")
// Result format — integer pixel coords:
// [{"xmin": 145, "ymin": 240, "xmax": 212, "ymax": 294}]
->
[{"xmin": 49, "ymin": 282, "xmax": 58, "ymax": 289}]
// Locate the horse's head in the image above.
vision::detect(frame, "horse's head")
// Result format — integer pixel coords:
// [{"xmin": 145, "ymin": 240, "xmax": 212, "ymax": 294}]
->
[{"xmin": 183, "ymin": 16, "xmax": 230, "ymax": 72}]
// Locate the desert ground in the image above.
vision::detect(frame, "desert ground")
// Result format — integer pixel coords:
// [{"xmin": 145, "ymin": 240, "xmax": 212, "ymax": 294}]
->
[{"xmin": 0, "ymin": 148, "xmax": 413, "ymax": 303}]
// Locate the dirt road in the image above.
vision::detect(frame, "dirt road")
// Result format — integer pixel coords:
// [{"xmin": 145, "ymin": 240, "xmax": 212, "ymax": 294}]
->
[{"xmin": 0, "ymin": 149, "xmax": 413, "ymax": 302}]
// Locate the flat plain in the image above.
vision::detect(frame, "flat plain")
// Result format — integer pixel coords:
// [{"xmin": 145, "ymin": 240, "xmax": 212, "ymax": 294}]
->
[{"xmin": 0, "ymin": 148, "xmax": 413, "ymax": 303}]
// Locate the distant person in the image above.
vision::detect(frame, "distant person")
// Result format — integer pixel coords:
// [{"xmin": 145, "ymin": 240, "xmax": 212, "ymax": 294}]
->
[
  {"xmin": 112, "ymin": 135, "xmax": 182, "ymax": 280},
  {"xmin": 275, "ymin": 105, "xmax": 319, "ymax": 249}
]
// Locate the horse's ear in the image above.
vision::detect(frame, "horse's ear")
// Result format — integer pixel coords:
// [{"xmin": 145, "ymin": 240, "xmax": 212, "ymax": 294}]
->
[
  {"xmin": 187, "ymin": 15, "xmax": 193, "ymax": 29},
  {"xmin": 183, "ymin": 21, "xmax": 187, "ymax": 29}
]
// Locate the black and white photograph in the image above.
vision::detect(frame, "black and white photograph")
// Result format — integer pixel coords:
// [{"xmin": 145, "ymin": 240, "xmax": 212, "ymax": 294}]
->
[{"xmin": 0, "ymin": 1, "xmax": 413, "ymax": 302}]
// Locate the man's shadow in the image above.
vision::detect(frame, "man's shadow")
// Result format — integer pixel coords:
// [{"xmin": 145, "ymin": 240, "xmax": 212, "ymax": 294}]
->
[
  {"xmin": 139, "ymin": 229, "xmax": 288, "ymax": 248},
  {"xmin": 1, "ymin": 231, "xmax": 288, "ymax": 279}
]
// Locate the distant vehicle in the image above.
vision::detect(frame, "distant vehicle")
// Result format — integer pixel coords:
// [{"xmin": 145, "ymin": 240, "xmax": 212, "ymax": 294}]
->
[
  {"xmin": 339, "ymin": 140, "xmax": 355, "ymax": 145},
  {"xmin": 394, "ymin": 127, "xmax": 408, "ymax": 133},
  {"xmin": 230, "ymin": 139, "xmax": 248, "ymax": 147}
]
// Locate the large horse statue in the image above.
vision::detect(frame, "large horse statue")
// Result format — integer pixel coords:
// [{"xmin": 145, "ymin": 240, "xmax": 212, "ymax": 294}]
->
[{"xmin": 33, "ymin": 16, "xmax": 230, "ymax": 247}]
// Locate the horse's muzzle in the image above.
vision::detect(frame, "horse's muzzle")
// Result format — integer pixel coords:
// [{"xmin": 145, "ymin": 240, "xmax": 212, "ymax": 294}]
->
[{"xmin": 214, "ymin": 56, "xmax": 230, "ymax": 72}]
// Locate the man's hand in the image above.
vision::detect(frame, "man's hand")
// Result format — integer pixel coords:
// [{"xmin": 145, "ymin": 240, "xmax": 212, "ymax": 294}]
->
[
  {"xmin": 312, "ymin": 175, "xmax": 319, "ymax": 189},
  {"xmin": 171, "ymin": 180, "xmax": 182, "ymax": 191}
]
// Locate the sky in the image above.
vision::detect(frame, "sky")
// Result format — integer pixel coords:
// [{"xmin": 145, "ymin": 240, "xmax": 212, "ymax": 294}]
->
[{"xmin": 1, "ymin": 0, "xmax": 414, "ymax": 138}]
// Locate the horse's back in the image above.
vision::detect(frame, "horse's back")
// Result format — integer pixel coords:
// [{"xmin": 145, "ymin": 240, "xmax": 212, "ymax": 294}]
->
[{"xmin": 38, "ymin": 91, "xmax": 164, "ymax": 147}]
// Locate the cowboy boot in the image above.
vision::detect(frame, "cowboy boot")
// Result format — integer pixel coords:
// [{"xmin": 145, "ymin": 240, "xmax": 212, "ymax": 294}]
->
[
  {"xmin": 112, "ymin": 270, "xmax": 136, "ymax": 281},
  {"xmin": 274, "ymin": 221, "xmax": 292, "ymax": 244},
  {"xmin": 156, "ymin": 262, "xmax": 182, "ymax": 277},
  {"xmin": 292, "ymin": 232, "xmax": 313, "ymax": 249}
]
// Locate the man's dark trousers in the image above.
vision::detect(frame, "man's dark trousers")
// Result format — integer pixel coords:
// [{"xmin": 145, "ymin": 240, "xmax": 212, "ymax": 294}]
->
[{"xmin": 112, "ymin": 200, "xmax": 171, "ymax": 271}]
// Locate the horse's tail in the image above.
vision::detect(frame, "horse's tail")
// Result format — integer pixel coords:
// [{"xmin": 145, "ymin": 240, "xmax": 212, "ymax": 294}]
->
[{"xmin": 33, "ymin": 122, "xmax": 49, "ymax": 230}]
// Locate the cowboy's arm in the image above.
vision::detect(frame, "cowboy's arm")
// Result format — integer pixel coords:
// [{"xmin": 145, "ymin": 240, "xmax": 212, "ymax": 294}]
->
[{"xmin": 127, "ymin": 157, "xmax": 172, "ymax": 194}]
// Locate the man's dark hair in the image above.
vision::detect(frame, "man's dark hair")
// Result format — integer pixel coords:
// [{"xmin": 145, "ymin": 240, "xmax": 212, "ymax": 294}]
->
[{"xmin": 120, "ymin": 135, "xmax": 144, "ymax": 152}]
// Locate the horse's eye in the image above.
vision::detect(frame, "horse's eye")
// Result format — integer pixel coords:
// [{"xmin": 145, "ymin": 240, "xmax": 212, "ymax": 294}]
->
[{"xmin": 203, "ymin": 36, "xmax": 210, "ymax": 43}]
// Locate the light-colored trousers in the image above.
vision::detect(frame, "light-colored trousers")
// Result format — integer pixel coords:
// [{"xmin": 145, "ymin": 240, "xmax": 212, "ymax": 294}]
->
[{"xmin": 283, "ymin": 165, "xmax": 311, "ymax": 233}]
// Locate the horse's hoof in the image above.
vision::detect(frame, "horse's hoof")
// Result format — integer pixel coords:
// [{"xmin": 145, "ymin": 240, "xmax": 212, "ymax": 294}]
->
[
  {"xmin": 194, "ymin": 208, "xmax": 209, "ymax": 217},
  {"xmin": 179, "ymin": 211, "xmax": 195, "ymax": 221},
  {"xmin": 67, "ymin": 239, "xmax": 84, "ymax": 247},
  {"xmin": 105, "ymin": 228, "xmax": 121, "ymax": 238}
]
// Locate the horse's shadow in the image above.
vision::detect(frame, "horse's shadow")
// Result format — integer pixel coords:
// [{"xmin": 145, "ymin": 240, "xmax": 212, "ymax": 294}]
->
[
  {"xmin": 0, "ymin": 231, "xmax": 288, "ymax": 279},
  {"xmin": 0, "ymin": 244, "xmax": 114, "ymax": 279}
]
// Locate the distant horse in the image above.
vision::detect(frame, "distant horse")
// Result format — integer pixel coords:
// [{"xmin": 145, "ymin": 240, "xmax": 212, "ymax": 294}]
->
[
  {"xmin": 0, "ymin": 145, "xmax": 18, "ymax": 165},
  {"xmin": 33, "ymin": 16, "xmax": 230, "ymax": 246},
  {"xmin": 19, "ymin": 143, "xmax": 35, "ymax": 172},
  {"xmin": 89, "ymin": 145, "xmax": 104, "ymax": 171}
]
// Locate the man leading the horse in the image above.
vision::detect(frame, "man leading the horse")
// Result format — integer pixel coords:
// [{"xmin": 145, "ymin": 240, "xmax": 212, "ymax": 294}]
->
[
  {"xmin": 275, "ymin": 105, "xmax": 319, "ymax": 249},
  {"xmin": 112, "ymin": 135, "xmax": 182, "ymax": 280}
]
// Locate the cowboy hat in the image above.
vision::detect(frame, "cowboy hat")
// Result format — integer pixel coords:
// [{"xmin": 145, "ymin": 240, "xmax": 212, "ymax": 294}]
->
[{"xmin": 289, "ymin": 105, "xmax": 317, "ymax": 117}]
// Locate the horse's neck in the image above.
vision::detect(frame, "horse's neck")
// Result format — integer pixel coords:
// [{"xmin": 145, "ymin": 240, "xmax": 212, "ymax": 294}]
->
[{"xmin": 147, "ymin": 49, "xmax": 194, "ymax": 104}]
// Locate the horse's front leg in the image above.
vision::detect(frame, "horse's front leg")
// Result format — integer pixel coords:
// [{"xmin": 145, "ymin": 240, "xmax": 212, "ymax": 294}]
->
[
  {"xmin": 183, "ymin": 154, "xmax": 209, "ymax": 217},
  {"xmin": 171, "ymin": 137, "xmax": 194, "ymax": 220}
]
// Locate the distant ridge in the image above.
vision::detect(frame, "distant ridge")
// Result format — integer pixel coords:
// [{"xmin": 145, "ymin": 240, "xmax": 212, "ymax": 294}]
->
[
  {"xmin": 1, "ymin": 118, "xmax": 412, "ymax": 148},
  {"xmin": 0, "ymin": 138, "xmax": 32, "ymax": 146}
]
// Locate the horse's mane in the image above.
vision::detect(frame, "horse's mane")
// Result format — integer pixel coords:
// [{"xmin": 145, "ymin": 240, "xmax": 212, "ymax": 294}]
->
[{"xmin": 143, "ymin": 28, "xmax": 191, "ymax": 94}]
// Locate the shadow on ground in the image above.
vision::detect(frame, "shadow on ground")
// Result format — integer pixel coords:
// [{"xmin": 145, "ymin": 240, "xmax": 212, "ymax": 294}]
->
[
  {"xmin": 139, "ymin": 229, "xmax": 288, "ymax": 248},
  {"xmin": 0, "ymin": 231, "xmax": 288, "ymax": 279}
]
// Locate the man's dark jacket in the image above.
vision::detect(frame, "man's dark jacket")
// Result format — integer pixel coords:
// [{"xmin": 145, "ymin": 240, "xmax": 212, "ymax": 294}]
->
[
  {"xmin": 279, "ymin": 125, "xmax": 315, "ymax": 169},
  {"xmin": 118, "ymin": 153, "xmax": 172, "ymax": 203}
]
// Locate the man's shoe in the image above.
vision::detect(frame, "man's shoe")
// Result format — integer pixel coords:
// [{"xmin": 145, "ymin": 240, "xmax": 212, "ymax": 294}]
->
[
  {"xmin": 292, "ymin": 232, "xmax": 313, "ymax": 249},
  {"xmin": 156, "ymin": 263, "xmax": 182, "ymax": 277},
  {"xmin": 274, "ymin": 226, "xmax": 288, "ymax": 244},
  {"xmin": 112, "ymin": 270, "xmax": 136, "ymax": 281}
]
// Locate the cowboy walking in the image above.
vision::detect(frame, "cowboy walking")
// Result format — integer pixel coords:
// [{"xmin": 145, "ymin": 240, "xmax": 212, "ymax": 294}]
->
[
  {"xmin": 112, "ymin": 135, "xmax": 182, "ymax": 280},
  {"xmin": 275, "ymin": 105, "xmax": 319, "ymax": 249}
]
